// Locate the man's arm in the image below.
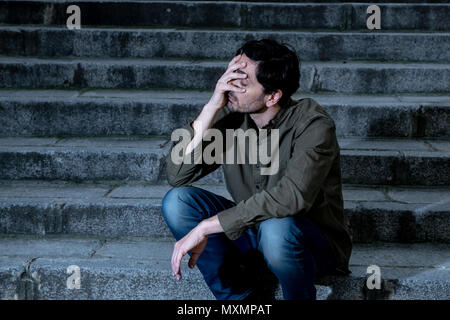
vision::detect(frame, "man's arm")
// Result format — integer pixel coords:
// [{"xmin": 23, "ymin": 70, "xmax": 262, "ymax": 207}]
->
[
  {"xmin": 166, "ymin": 55, "xmax": 247, "ymax": 187},
  {"xmin": 166, "ymin": 105, "xmax": 227, "ymax": 186},
  {"xmin": 169, "ymin": 55, "xmax": 248, "ymax": 279},
  {"xmin": 217, "ymin": 117, "xmax": 339, "ymax": 240}
]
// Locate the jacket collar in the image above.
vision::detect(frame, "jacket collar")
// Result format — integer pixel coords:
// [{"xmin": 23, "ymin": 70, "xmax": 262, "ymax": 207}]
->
[{"xmin": 260, "ymin": 98, "xmax": 296, "ymax": 130}]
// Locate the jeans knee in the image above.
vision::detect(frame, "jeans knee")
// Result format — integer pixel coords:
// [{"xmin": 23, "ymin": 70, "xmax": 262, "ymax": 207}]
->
[
  {"xmin": 258, "ymin": 218, "xmax": 305, "ymax": 269},
  {"xmin": 161, "ymin": 186, "xmax": 196, "ymax": 231}
]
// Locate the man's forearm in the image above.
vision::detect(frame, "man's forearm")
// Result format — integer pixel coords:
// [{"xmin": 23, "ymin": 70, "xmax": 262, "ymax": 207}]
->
[{"xmin": 185, "ymin": 103, "xmax": 223, "ymax": 155}]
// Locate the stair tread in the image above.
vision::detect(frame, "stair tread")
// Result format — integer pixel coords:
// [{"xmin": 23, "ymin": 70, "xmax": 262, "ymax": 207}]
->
[
  {"xmin": 2, "ymin": 55, "xmax": 450, "ymax": 67},
  {"xmin": 0, "ymin": 136, "xmax": 449, "ymax": 153},
  {"xmin": 1, "ymin": 234, "xmax": 449, "ymax": 277},
  {"xmin": 1, "ymin": 235, "xmax": 449, "ymax": 299},
  {"xmin": 2, "ymin": 24, "xmax": 450, "ymax": 35},
  {"xmin": 1, "ymin": 180, "xmax": 449, "ymax": 208},
  {"xmin": 1, "ymin": 88, "xmax": 450, "ymax": 105}
]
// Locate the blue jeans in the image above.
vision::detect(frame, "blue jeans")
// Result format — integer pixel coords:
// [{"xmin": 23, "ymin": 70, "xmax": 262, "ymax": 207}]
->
[{"xmin": 161, "ymin": 186, "xmax": 336, "ymax": 300}]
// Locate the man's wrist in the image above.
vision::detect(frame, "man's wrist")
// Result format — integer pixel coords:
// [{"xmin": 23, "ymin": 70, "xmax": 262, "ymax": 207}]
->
[
  {"xmin": 204, "ymin": 102, "xmax": 223, "ymax": 113},
  {"xmin": 198, "ymin": 215, "xmax": 224, "ymax": 237}
]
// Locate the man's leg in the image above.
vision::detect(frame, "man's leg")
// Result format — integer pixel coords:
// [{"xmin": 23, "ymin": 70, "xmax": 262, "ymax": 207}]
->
[
  {"xmin": 161, "ymin": 186, "xmax": 257, "ymax": 300},
  {"xmin": 256, "ymin": 216, "xmax": 336, "ymax": 300}
]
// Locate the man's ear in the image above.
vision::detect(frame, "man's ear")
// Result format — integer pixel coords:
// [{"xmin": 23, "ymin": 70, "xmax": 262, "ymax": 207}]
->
[{"xmin": 266, "ymin": 89, "xmax": 283, "ymax": 107}]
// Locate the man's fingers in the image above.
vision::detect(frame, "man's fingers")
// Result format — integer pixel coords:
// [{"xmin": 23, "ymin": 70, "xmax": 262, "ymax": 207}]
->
[
  {"xmin": 171, "ymin": 242, "xmax": 181, "ymax": 276},
  {"xmin": 175, "ymin": 250, "xmax": 184, "ymax": 280},
  {"xmin": 218, "ymin": 77, "xmax": 245, "ymax": 92},
  {"xmin": 171, "ymin": 245, "xmax": 177, "ymax": 276},
  {"xmin": 217, "ymin": 82, "xmax": 245, "ymax": 94},
  {"xmin": 224, "ymin": 72, "xmax": 247, "ymax": 84},
  {"xmin": 171, "ymin": 242, "xmax": 186, "ymax": 280},
  {"xmin": 172, "ymin": 249, "xmax": 179, "ymax": 278},
  {"xmin": 227, "ymin": 54, "xmax": 241, "ymax": 68},
  {"xmin": 226, "ymin": 61, "xmax": 246, "ymax": 75},
  {"xmin": 225, "ymin": 84, "xmax": 246, "ymax": 93}
]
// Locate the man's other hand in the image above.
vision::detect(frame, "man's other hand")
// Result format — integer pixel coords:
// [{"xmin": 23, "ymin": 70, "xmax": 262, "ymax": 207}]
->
[
  {"xmin": 171, "ymin": 215, "xmax": 224, "ymax": 280},
  {"xmin": 171, "ymin": 225, "xmax": 207, "ymax": 280}
]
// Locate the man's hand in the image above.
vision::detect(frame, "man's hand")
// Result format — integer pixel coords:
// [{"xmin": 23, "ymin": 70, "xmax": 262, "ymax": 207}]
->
[
  {"xmin": 206, "ymin": 54, "xmax": 248, "ymax": 110},
  {"xmin": 171, "ymin": 215, "xmax": 224, "ymax": 280}
]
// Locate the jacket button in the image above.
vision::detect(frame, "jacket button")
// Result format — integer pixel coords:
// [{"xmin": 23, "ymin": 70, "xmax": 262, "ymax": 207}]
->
[{"xmin": 256, "ymin": 164, "xmax": 260, "ymax": 168}]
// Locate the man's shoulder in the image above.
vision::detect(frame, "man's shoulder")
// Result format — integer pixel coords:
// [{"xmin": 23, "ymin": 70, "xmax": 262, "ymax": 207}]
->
[
  {"xmin": 288, "ymin": 98, "xmax": 339, "ymax": 151},
  {"xmin": 289, "ymin": 97, "xmax": 336, "ymax": 132}
]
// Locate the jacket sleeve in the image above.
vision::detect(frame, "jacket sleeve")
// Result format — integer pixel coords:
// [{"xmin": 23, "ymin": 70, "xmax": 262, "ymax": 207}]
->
[
  {"xmin": 217, "ymin": 117, "xmax": 339, "ymax": 240},
  {"xmin": 166, "ymin": 105, "xmax": 232, "ymax": 187}
]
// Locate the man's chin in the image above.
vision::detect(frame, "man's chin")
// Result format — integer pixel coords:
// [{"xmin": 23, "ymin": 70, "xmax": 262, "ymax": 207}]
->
[{"xmin": 227, "ymin": 101, "xmax": 237, "ymax": 112}]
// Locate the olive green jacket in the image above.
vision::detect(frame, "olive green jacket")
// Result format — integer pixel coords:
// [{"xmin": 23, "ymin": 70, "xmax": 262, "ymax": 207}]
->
[{"xmin": 166, "ymin": 98, "xmax": 352, "ymax": 274}]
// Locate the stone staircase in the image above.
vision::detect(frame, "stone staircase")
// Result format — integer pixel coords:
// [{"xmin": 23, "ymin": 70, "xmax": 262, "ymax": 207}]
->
[{"xmin": 0, "ymin": 0, "xmax": 449, "ymax": 300}]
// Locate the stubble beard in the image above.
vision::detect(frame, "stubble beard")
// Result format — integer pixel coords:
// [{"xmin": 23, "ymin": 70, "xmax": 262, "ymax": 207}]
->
[{"xmin": 228, "ymin": 93, "xmax": 266, "ymax": 114}]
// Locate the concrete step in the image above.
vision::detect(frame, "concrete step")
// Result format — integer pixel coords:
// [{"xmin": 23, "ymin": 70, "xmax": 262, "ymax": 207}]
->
[
  {"xmin": 0, "ymin": 136, "xmax": 171, "ymax": 182},
  {"xmin": 0, "ymin": 180, "xmax": 449, "ymax": 242},
  {"xmin": 1, "ymin": 90, "xmax": 449, "ymax": 138},
  {"xmin": 1, "ymin": 235, "xmax": 449, "ymax": 300},
  {"xmin": 1, "ymin": 1, "xmax": 450, "ymax": 31},
  {"xmin": 1, "ymin": 56, "xmax": 450, "ymax": 94},
  {"xmin": 2, "ymin": 26, "xmax": 450, "ymax": 63},
  {"xmin": 0, "ymin": 136, "xmax": 449, "ymax": 186},
  {"xmin": 1, "ymin": 136, "xmax": 450, "ymax": 186}
]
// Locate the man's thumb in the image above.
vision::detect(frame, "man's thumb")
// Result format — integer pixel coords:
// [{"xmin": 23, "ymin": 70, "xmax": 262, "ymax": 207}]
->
[{"xmin": 188, "ymin": 253, "xmax": 200, "ymax": 268}]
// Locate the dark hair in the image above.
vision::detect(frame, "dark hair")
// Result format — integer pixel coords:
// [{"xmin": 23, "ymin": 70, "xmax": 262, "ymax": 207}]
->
[{"xmin": 235, "ymin": 39, "xmax": 300, "ymax": 108}]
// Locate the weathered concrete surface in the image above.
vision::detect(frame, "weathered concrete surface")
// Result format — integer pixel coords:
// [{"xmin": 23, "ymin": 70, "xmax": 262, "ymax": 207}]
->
[
  {"xmin": 2, "ymin": 26, "xmax": 450, "ymax": 62},
  {"xmin": 0, "ymin": 181, "xmax": 449, "ymax": 242},
  {"xmin": 0, "ymin": 136, "xmax": 172, "ymax": 182},
  {"xmin": 0, "ymin": 137, "xmax": 449, "ymax": 185},
  {"xmin": 1, "ymin": 57, "xmax": 450, "ymax": 94},
  {"xmin": 340, "ymin": 149, "xmax": 450, "ymax": 186},
  {"xmin": 0, "ymin": 259, "xmax": 23, "ymax": 300},
  {"xmin": 0, "ymin": 236, "xmax": 449, "ymax": 300},
  {"xmin": 1, "ymin": 90, "xmax": 449, "ymax": 138},
  {"xmin": 347, "ymin": 201, "xmax": 450, "ymax": 243},
  {"xmin": 1, "ymin": 1, "xmax": 449, "ymax": 30}
]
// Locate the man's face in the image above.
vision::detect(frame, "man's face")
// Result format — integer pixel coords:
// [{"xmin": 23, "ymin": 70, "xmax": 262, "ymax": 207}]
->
[{"xmin": 227, "ymin": 54, "xmax": 267, "ymax": 114}]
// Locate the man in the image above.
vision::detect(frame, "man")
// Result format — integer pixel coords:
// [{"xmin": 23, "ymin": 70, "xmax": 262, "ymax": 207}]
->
[{"xmin": 162, "ymin": 39, "xmax": 352, "ymax": 300}]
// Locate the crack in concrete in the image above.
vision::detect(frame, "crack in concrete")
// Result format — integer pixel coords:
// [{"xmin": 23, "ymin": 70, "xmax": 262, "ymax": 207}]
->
[
  {"xmin": 159, "ymin": 139, "xmax": 171, "ymax": 149},
  {"xmin": 103, "ymin": 180, "xmax": 127, "ymax": 198},
  {"xmin": 423, "ymin": 140, "xmax": 438, "ymax": 152},
  {"xmin": 103, "ymin": 187, "xmax": 116, "ymax": 198},
  {"xmin": 15, "ymin": 257, "xmax": 41, "ymax": 300},
  {"xmin": 89, "ymin": 239, "xmax": 107, "ymax": 258},
  {"xmin": 308, "ymin": 66, "xmax": 320, "ymax": 93},
  {"xmin": 381, "ymin": 186, "xmax": 397, "ymax": 203},
  {"xmin": 24, "ymin": 257, "xmax": 39, "ymax": 272}
]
